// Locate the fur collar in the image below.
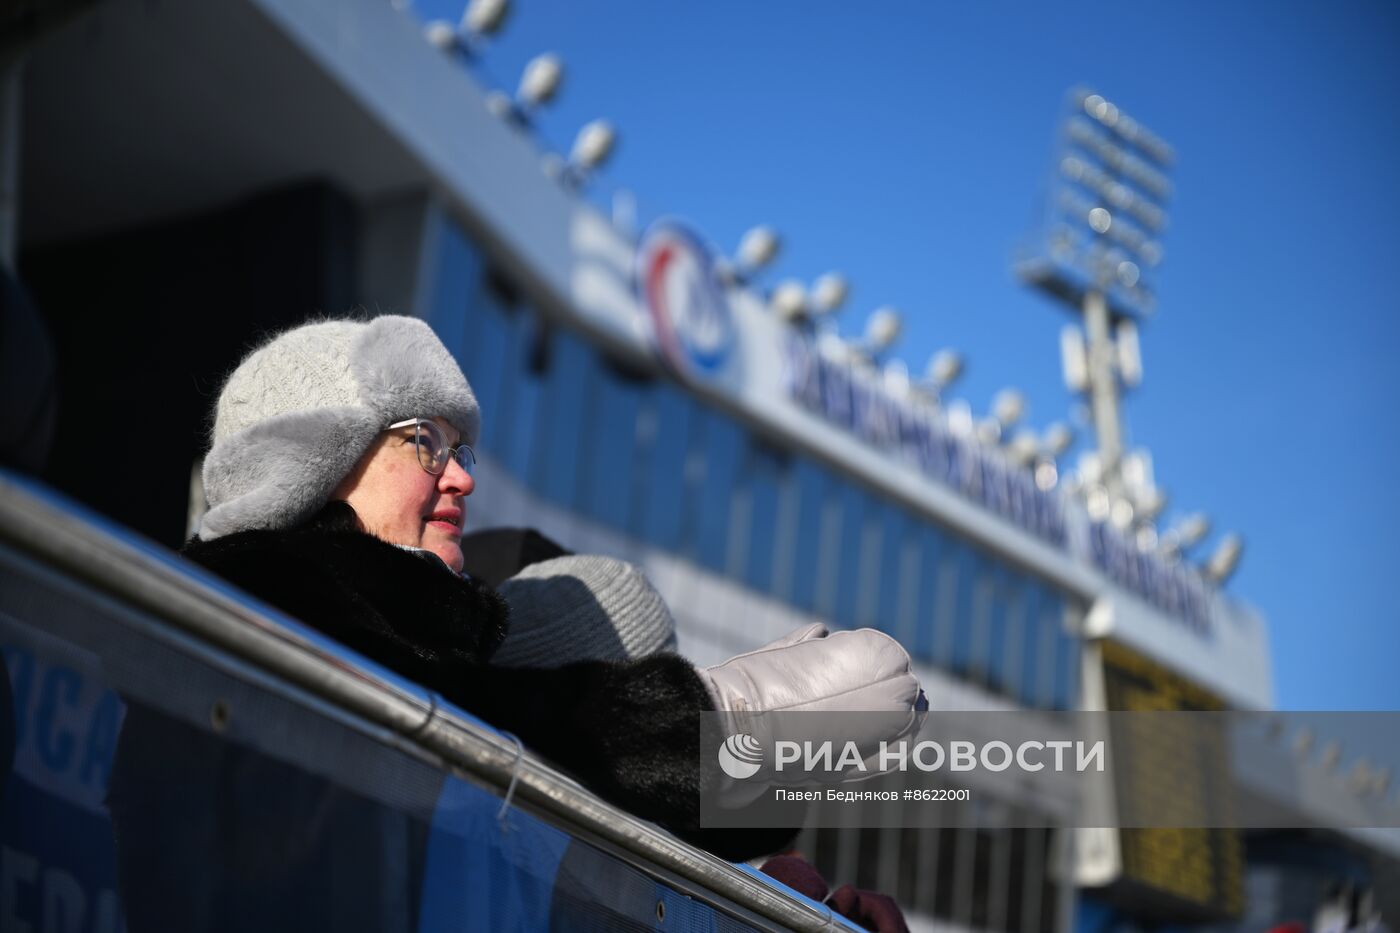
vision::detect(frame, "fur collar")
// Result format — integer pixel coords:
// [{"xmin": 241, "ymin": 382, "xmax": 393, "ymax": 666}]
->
[{"xmin": 183, "ymin": 501, "xmax": 509, "ymax": 666}]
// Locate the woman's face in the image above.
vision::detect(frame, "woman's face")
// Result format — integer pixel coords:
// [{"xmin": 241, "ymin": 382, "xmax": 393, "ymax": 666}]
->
[{"xmin": 331, "ymin": 416, "xmax": 475, "ymax": 573}]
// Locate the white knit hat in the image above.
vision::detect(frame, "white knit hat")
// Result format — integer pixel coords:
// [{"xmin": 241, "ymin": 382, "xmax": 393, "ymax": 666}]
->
[
  {"xmin": 493, "ymin": 555, "xmax": 679, "ymax": 667},
  {"xmin": 199, "ymin": 315, "xmax": 478, "ymax": 540}
]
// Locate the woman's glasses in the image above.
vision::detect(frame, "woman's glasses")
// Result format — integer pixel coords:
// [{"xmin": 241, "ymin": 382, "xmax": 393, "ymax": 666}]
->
[{"xmin": 386, "ymin": 419, "xmax": 476, "ymax": 476}]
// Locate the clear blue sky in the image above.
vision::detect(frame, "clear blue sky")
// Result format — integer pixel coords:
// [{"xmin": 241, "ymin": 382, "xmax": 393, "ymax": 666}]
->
[{"xmin": 417, "ymin": 0, "xmax": 1400, "ymax": 710}]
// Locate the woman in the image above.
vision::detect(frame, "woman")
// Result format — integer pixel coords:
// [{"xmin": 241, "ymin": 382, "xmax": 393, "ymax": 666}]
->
[{"xmin": 183, "ymin": 314, "xmax": 922, "ymax": 849}]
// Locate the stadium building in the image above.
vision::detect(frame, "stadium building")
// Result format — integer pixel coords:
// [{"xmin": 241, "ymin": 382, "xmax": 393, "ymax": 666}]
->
[{"xmin": 3, "ymin": 0, "xmax": 1398, "ymax": 930}]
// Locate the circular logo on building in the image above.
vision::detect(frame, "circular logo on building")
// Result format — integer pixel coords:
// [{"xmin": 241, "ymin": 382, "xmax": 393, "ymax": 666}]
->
[
  {"xmin": 717, "ymin": 733, "xmax": 764, "ymax": 780},
  {"xmin": 636, "ymin": 220, "xmax": 734, "ymax": 378}
]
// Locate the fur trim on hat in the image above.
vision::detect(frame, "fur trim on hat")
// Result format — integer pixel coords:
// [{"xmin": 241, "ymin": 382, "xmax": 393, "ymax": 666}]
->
[{"xmin": 349, "ymin": 316, "xmax": 479, "ymax": 445}]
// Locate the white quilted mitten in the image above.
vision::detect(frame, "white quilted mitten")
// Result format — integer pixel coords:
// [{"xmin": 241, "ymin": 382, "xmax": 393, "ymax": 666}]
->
[
  {"xmin": 698, "ymin": 626, "xmax": 924, "ymax": 785},
  {"xmin": 699, "ymin": 625, "xmax": 919, "ymax": 714}
]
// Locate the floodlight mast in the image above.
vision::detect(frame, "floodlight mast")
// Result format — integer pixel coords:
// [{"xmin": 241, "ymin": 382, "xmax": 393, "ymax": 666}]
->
[
  {"xmin": 1022, "ymin": 89, "xmax": 1174, "ymax": 497},
  {"xmin": 1083, "ymin": 289, "xmax": 1124, "ymax": 492}
]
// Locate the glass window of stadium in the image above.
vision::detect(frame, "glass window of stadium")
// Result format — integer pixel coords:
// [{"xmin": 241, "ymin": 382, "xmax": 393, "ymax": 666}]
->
[
  {"xmin": 639, "ymin": 383, "xmax": 699, "ymax": 552},
  {"xmin": 785, "ymin": 458, "xmax": 834, "ymax": 613},
  {"xmin": 530, "ymin": 328, "xmax": 593, "ymax": 509}
]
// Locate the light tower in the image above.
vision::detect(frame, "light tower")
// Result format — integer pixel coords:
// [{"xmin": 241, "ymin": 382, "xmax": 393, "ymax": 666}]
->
[{"xmin": 1015, "ymin": 89, "xmax": 1173, "ymax": 497}]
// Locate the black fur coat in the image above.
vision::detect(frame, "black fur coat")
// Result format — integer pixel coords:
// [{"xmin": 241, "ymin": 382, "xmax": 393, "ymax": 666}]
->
[{"xmin": 179, "ymin": 502, "xmax": 791, "ymax": 860}]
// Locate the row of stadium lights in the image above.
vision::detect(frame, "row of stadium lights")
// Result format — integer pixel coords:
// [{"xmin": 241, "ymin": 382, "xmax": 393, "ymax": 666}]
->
[
  {"xmin": 411, "ymin": 2, "xmax": 1241, "ymax": 586},
  {"xmin": 717, "ymin": 223, "xmax": 1237, "ymax": 587},
  {"xmin": 420, "ymin": 0, "xmax": 619, "ymax": 188}
]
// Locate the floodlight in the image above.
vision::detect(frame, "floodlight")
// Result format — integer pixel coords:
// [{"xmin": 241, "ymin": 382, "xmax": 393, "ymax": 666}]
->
[
  {"xmin": 926, "ymin": 349, "xmax": 964, "ymax": 389},
  {"xmin": 570, "ymin": 119, "xmax": 616, "ymax": 172},
  {"xmin": 737, "ymin": 225, "xmax": 780, "ymax": 273},
  {"xmin": 991, "ymin": 388, "xmax": 1026, "ymax": 428},
  {"xmin": 1007, "ymin": 430, "xmax": 1040, "ymax": 466},
  {"xmin": 1083, "ymin": 93, "xmax": 1119, "ymax": 127},
  {"xmin": 1066, "ymin": 118, "xmax": 1171, "ymax": 199},
  {"xmin": 1121, "ymin": 449, "xmax": 1154, "ymax": 497},
  {"xmin": 1173, "ymin": 513, "xmax": 1211, "ymax": 549},
  {"xmin": 1117, "ymin": 260, "xmax": 1141, "ymax": 289},
  {"xmin": 810, "ymin": 272, "xmax": 849, "ymax": 315},
  {"xmin": 769, "ymin": 280, "xmax": 808, "ymax": 321},
  {"xmin": 864, "ymin": 307, "xmax": 902, "ymax": 352},
  {"xmin": 1134, "ymin": 487, "xmax": 1168, "ymax": 523},
  {"xmin": 518, "ymin": 53, "xmax": 563, "ymax": 109},
  {"xmin": 463, "ymin": 0, "xmax": 510, "ymax": 36},
  {"xmin": 1059, "ymin": 155, "xmax": 1166, "ymax": 232},
  {"xmin": 1071, "ymin": 87, "xmax": 1174, "ymax": 165},
  {"xmin": 1203, "ymin": 533, "xmax": 1243, "ymax": 586}
]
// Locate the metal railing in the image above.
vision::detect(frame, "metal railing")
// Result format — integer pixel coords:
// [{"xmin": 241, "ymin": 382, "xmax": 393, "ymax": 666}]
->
[{"xmin": 0, "ymin": 469, "xmax": 853, "ymax": 931}]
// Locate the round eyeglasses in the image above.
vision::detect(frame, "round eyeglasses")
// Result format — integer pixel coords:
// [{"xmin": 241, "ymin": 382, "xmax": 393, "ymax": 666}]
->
[{"xmin": 386, "ymin": 418, "xmax": 476, "ymax": 476}]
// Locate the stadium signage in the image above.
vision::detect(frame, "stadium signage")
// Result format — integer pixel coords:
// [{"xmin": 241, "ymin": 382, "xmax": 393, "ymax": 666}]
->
[
  {"xmin": 783, "ymin": 333, "xmax": 1067, "ymax": 545},
  {"xmin": 1086, "ymin": 521, "xmax": 1212, "ymax": 632},
  {"xmin": 635, "ymin": 221, "xmax": 735, "ymax": 378},
  {"xmin": 783, "ymin": 333, "xmax": 1213, "ymax": 633}
]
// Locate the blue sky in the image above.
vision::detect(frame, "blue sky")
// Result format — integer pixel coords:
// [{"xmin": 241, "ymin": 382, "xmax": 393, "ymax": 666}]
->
[{"xmin": 417, "ymin": 0, "xmax": 1400, "ymax": 709}]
